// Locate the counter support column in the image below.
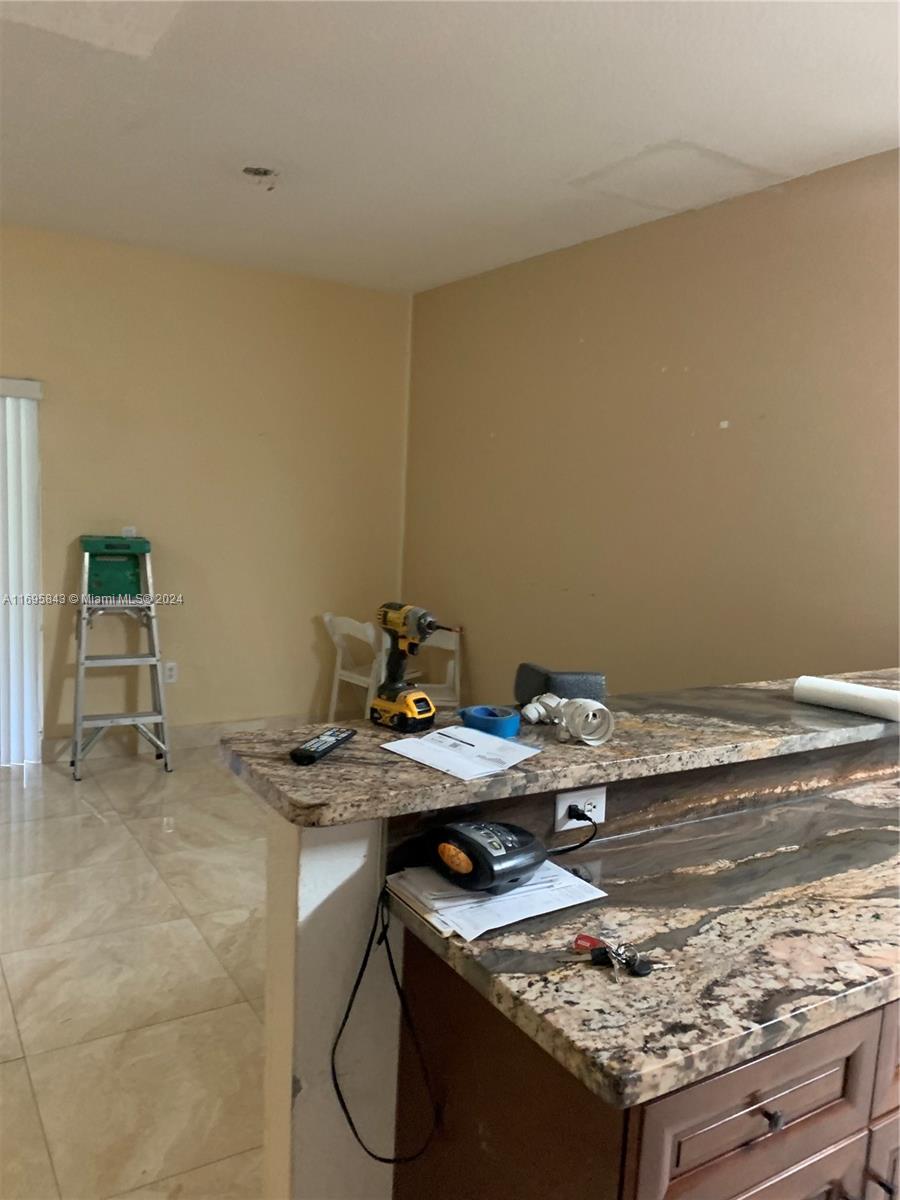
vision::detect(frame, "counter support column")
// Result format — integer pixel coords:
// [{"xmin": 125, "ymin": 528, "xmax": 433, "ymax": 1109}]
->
[{"xmin": 265, "ymin": 810, "xmax": 401, "ymax": 1200}]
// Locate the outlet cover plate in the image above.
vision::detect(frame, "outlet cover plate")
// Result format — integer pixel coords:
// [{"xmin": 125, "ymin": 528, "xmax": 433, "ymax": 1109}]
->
[{"xmin": 555, "ymin": 786, "xmax": 606, "ymax": 833}]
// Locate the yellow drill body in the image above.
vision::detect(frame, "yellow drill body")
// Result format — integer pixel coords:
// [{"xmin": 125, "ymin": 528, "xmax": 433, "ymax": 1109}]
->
[{"xmin": 370, "ymin": 603, "xmax": 446, "ymax": 732}]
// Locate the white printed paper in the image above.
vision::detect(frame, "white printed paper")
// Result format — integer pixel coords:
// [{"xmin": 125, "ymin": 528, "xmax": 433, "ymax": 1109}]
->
[
  {"xmin": 387, "ymin": 861, "xmax": 606, "ymax": 941},
  {"xmin": 382, "ymin": 726, "xmax": 541, "ymax": 781}
]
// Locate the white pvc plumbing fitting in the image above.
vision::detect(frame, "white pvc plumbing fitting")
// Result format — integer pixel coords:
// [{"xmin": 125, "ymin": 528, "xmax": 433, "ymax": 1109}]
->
[
  {"xmin": 521, "ymin": 692, "xmax": 615, "ymax": 747},
  {"xmin": 555, "ymin": 698, "xmax": 615, "ymax": 746},
  {"xmin": 521, "ymin": 693, "xmax": 563, "ymax": 724}
]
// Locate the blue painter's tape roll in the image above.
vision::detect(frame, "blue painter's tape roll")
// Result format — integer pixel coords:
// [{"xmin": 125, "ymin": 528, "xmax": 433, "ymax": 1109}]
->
[{"xmin": 459, "ymin": 705, "xmax": 521, "ymax": 739}]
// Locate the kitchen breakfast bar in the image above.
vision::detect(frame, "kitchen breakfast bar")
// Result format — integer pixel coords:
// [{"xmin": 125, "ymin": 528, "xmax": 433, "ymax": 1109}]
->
[{"xmin": 223, "ymin": 669, "xmax": 899, "ymax": 1200}]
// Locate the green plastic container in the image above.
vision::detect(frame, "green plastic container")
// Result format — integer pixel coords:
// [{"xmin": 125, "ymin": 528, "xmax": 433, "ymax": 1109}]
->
[{"xmin": 80, "ymin": 535, "xmax": 151, "ymax": 599}]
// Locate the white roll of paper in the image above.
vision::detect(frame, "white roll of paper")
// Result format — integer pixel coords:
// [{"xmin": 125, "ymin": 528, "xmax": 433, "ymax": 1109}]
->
[{"xmin": 793, "ymin": 676, "xmax": 900, "ymax": 723}]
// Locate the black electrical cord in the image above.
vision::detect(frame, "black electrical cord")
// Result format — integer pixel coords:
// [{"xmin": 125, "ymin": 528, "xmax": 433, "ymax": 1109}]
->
[
  {"xmin": 330, "ymin": 885, "xmax": 440, "ymax": 1164},
  {"xmin": 550, "ymin": 804, "xmax": 599, "ymax": 855}
]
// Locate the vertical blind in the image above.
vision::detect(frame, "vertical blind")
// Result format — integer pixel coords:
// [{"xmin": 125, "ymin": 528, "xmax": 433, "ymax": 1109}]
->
[{"xmin": 1, "ymin": 382, "xmax": 42, "ymax": 765}]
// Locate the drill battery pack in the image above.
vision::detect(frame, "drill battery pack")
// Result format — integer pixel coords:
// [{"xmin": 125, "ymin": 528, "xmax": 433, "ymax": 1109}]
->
[{"xmin": 370, "ymin": 690, "xmax": 436, "ymax": 732}]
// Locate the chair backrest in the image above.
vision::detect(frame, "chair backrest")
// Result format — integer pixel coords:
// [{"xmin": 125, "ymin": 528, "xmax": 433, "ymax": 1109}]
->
[
  {"xmin": 322, "ymin": 613, "xmax": 380, "ymax": 670},
  {"xmin": 427, "ymin": 629, "xmax": 459, "ymax": 654},
  {"xmin": 422, "ymin": 628, "xmax": 460, "ymax": 688}
]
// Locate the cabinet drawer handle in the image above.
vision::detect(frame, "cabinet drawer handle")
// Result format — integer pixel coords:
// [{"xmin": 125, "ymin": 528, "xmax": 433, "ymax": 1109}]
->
[{"xmin": 759, "ymin": 1107, "xmax": 785, "ymax": 1133}]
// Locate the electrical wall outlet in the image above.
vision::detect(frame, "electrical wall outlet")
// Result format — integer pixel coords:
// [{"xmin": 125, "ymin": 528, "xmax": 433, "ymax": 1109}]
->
[
  {"xmin": 554, "ymin": 786, "xmax": 606, "ymax": 833},
  {"xmin": 163, "ymin": 661, "xmax": 178, "ymax": 684},
  {"xmin": 121, "ymin": 526, "xmax": 137, "ymax": 537}
]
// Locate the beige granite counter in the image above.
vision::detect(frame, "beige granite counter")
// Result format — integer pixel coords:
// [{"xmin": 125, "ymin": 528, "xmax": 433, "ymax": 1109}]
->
[
  {"xmin": 392, "ymin": 775, "xmax": 900, "ymax": 1108},
  {"xmin": 223, "ymin": 669, "xmax": 898, "ymax": 827}
]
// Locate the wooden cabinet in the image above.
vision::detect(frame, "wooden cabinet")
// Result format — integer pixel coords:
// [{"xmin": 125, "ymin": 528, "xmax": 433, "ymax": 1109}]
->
[
  {"xmin": 866, "ymin": 1113, "xmax": 899, "ymax": 1200},
  {"xmin": 866, "ymin": 1003, "xmax": 899, "ymax": 1200},
  {"xmin": 872, "ymin": 1002, "xmax": 899, "ymax": 1121},
  {"xmin": 632, "ymin": 1013, "xmax": 879, "ymax": 1200},
  {"xmin": 394, "ymin": 934, "xmax": 627, "ymax": 1200},
  {"xmin": 395, "ymin": 936, "xmax": 899, "ymax": 1200}
]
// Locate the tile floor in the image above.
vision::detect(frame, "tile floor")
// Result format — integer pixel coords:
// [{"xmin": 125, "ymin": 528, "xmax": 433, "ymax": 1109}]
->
[{"xmin": 0, "ymin": 748, "xmax": 265, "ymax": 1199}]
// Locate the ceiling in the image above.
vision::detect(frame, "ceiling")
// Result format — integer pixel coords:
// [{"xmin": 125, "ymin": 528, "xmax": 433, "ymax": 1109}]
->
[{"xmin": 1, "ymin": 1, "xmax": 896, "ymax": 292}]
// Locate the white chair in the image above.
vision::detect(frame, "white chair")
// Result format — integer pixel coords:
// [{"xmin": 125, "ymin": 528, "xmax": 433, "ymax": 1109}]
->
[
  {"xmin": 322, "ymin": 613, "xmax": 384, "ymax": 721},
  {"xmin": 414, "ymin": 627, "xmax": 462, "ymax": 710}
]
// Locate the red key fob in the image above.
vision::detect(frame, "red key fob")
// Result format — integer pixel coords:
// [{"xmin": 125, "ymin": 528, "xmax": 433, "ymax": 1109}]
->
[{"xmin": 572, "ymin": 933, "xmax": 604, "ymax": 953}]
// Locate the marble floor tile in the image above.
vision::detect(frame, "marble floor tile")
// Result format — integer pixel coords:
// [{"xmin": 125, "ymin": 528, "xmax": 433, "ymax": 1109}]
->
[
  {"xmin": 1, "ymin": 762, "xmax": 83, "ymax": 795},
  {"xmin": 29, "ymin": 1004, "xmax": 262, "ymax": 1199},
  {"xmin": 3, "ymin": 919, "xmax": 241, "ymax": 1054},
  {"xmin": 0, "ymin": 1059, "xmax": 60, "ymax": 1199},
  {"xmin": 0, "ymin": 859, "xmax": 184, "ymax": 953},
  {"xmin": 95, "ymin": 764, "xmax": 248, "ymax": 820},
  {"xmin": 125, "ymin": 794, "xmax": 268, "ymax": 857},
  {"xmin": 150, "ymin": 839, "xmax": 266, "ymax": 916},
  {"xmin": 111, "ymin": 1148, "xmax": 262, "ymax": 1199},
  {"xmin": 0, "ymin": 965, "xmax": 23, "ymax": 1061},
  {"xmin": 88, "ymin": 747, "xmax": 225, "ymax": 775},
  {"xmin": 0, "ymin": 764, "xmax": 111, "ymax": 824},
  {"xmin": 193, "ymin": 907, "xmax": 265, "ymax": 1001},
  {"xmin": 0, "ymin": 811, "xmax": 145, "ymax": 880}
]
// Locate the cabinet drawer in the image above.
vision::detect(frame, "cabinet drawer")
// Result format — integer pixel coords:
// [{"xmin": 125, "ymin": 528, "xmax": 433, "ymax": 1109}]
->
[
  {"xmin": 635, "ymin": 1011, "xmax": 880, "ymax": 1200},
  {"xmin": 872, "ymin": 1002, "xmax": 899, "ymax": 1119},
  {"xmin": 733, "ymin": 1131, "xmax": 867, "ymax": 1200},
  {"xmin": 866, "ymin": 1112, "xmax": 899, "ymax": 1200}
]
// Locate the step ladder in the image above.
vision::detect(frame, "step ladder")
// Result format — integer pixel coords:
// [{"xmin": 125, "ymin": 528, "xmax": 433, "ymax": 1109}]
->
[{"xmin": 71, "ymin": 535, "xmax": 172, "ymax": 780}]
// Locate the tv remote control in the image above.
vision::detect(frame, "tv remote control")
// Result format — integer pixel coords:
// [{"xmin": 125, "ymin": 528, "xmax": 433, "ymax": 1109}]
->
[{"xmin": 289, "ymin": 727, "xmax": 357, "ymax": 766}]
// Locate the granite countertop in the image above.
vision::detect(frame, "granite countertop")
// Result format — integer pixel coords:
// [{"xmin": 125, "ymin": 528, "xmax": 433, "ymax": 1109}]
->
[
  {"xmin": 392, "ymin": 775, "xmax": 900, "ymax": 1108},
  {"xmin": 223, "ymin": 669, "xmax": 899, "ymax": 827}
]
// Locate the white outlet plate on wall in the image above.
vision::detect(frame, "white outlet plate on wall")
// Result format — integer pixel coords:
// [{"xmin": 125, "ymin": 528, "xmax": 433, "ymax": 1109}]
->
[
  {"xmin": 121, "ymin": 526, "xmax": 136, "ymax": 537},
  {"xmin": 163, "ymin": 661, "xmax": 178, "ymax": 684},
  {"xmin": 555, "ymin": 786, "xmax": 606, "ymax": 832}
]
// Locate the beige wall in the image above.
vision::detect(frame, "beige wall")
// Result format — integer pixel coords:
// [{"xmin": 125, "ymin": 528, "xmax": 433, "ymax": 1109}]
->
[
  {"xmin": 0, "ymin": 226, "xmax": 411, "ymax": 740},
  {"xmin": 3, "ymin": 151, "xmax": 896, "ymax": 742},
  {"xmin": 404, "ymin": 152, "xmax": 899, "ymax": 702}
]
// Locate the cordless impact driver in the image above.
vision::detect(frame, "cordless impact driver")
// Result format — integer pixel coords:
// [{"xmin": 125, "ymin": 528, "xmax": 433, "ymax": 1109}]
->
[{"xmin": 370, "ymin": 602, "xmax": 449, "ymax": 732}]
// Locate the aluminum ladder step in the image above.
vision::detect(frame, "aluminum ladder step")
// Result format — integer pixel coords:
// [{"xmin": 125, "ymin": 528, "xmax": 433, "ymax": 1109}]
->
[
  {"xmin": 81, "ymin": 711, "xmax": 164, "ymax": 728},
  {"xmin": 84, "ymin": 654, "xmax": 159, "ymax": 668}
]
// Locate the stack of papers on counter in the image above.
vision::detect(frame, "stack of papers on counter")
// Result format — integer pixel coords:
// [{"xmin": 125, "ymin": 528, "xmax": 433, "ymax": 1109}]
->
[
  {"xmin": 386, "ymin": 861, "xmax": 606, "ymax": 941},
  {"xmin": 382, "ymin": 725, "xmax": 541, "ymax": 781}
]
